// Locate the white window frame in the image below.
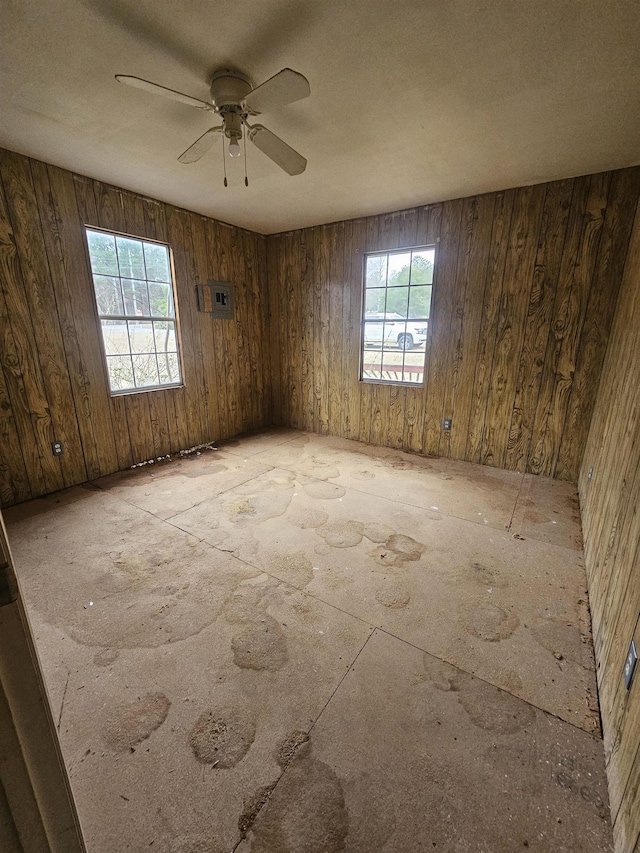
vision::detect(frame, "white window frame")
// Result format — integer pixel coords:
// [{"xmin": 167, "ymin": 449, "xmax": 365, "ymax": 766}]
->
[
  {"xmin": 84, "ymin": 227, "xmax": 184, "ymax": 396},
  {"xmin": 360, "ymin": 244, "xmax": 436, "ymax": 386}
]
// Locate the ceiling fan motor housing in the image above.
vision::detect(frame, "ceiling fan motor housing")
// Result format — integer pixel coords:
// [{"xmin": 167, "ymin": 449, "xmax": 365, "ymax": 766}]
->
[{"xmin": 209, "ymin": 69, "xmax": 252, "ymax": 109}]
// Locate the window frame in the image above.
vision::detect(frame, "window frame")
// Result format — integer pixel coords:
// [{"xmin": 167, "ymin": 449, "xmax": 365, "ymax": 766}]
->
[
  {"xmin": 83, "ymin": 226, "xmax": 185, "ymax": 397},
  {"xmin": 359, "ymin": 243, "xmax": 437, "ymax": 387}
]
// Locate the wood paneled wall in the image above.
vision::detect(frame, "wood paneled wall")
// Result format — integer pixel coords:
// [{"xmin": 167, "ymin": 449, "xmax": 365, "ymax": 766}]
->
[
  {"xmin": 579, "ymin": 195, "xmax": 640, "ymax": 853},
  {"xmin": 266, "ymin": 168, "xmax": 640, "ymax": 480},
  {"xmin": 0, "ymin": 148, "xmax": 270, "ymax": 508}
]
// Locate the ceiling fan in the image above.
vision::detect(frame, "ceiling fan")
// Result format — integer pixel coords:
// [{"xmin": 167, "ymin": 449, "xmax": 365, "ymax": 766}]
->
[{"xmin": 116, "ymin": 67, "xmax": 310, "ymax": 184}]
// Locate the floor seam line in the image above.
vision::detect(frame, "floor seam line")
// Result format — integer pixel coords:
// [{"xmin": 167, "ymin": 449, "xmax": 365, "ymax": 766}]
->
[
  {"xmin": 507, "ymin": 471, "xmax": 529, "ymax": 533},
  {"xmin": 375, "ymin": 626, "xmax": 603, "ymax": 741},
  {"xmin": 92, "ymin": 464, "xmax": 278, "ymax": 522},
  {"xmin": 307, "ymin": 630, "xmax": 375, "ymax": 738},
  {"xmin": 229, "ymin": 624, "xmax": 374, "ymax": 853},
  {"xmin": 161, "ymin": 466, "xmax": 278, "ymax": 521}
]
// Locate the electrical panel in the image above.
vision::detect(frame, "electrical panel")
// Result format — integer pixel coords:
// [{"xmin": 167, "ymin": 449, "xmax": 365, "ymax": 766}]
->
[{"xmin": 197, "ymin": 281, "xmax": 234, "ymax": 319}]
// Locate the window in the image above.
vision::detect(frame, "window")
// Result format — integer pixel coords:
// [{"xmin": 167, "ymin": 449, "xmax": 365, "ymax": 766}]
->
[
  {"xmin": 85, "ymin": 228, "xmax": 183, "ymax": 394},
  {"xmin": 361, "ymin": 245, "xmax": 435, "ymax": 385}
]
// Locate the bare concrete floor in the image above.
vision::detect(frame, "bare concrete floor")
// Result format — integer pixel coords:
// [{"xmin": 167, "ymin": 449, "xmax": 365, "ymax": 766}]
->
[{"xmin": 5, "ymin": 429, "xmax": 613, "ymax": 852}]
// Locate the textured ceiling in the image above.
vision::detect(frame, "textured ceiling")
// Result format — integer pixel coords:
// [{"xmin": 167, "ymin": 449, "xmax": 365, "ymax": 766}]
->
[{"xmin": 2, "ymin": 0, "xmax": 640, "ymax": 234}]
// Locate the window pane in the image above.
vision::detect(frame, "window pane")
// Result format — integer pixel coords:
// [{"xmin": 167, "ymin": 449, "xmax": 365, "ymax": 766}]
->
[
  {"xmin": 362, "ymin": 348, "xmax": 382, "ymax": 381},
  {"xmin": 132, "ymin": 354, "xmax": 160, "ymax": 387},
  {"xmin": 107, "ymin": 355, "xmax": 135, "ymax": 391},
  {"xmin": 157, "ymin": 352, "xmax": 180, "ymax": 384},
  {"xmin": 387, "ymin": 252, "xmax": 412, "ymax": 286},
  {"xmin": 379, "ymin": 320, "xmax": 395, "ymax": 346},
  {"xmin": 381, "ymin": 349, "xmax": 400, "ymax": 371},
  {"xmin": 143, "ymin": 242, "xmax": 171, "ymax": 283},
  {"xmin": 386, "ymin": 288, "xmax": 410, "ymax": 318},
  {"xmin": 94, "ymin": 275, "xmax": 124, "ymax": 315},
  {"xmin": 116, "ymin": 236, "xmax": 145, "ymax": 279},
  {"xmin": 365, "ymin": 289, "xmax": 385, "ymax": 313},
  {"xmin": 403, "ymin": 368, "xmax": 422, "ymax": 384},
  {"xmin": 404, "ymin": 350, "xmax": 425, "ymax": 383},
  {"xmin": 122, "ymin": 279, "xmax": 150, "ymax": 317},
  {"xmin": 408, "ymin": 286, "xmax": 431, "ymax": 318},
  {"xmin": 101, "ymin": 320, "xmax": 130, "ymax": 355},
  {"xmin": 153, "ymin": 321, "xmax": 178, "ymax": 352},
  {"xmin": 128, "ymin": 321, "xmax": 155, "ymax": 354},
  {"xmin": 148, "ymin": 282, "xmax": 173, "ymax": 317},
  {"xmin": 410, "ymin": 250, "xmax": 434, "ymax": 284},
  {"xmin": 87, "ymin": 231, "xmax": 118, "ymax": 276},
  {"xmin": 365, "ymin": 254, "xmax": 387, "ymax": 288}
]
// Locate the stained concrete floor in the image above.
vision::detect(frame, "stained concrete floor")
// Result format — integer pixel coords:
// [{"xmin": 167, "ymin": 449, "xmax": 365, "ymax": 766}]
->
[{"xmin": 5, "ymin": 429, "xmax": 613, "ymax": 852}]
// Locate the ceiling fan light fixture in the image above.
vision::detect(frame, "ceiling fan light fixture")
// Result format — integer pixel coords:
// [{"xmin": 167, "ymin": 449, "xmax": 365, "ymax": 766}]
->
[{"xmin": 229, "ymin": 138, "xmax": 241, "ymax": 157}]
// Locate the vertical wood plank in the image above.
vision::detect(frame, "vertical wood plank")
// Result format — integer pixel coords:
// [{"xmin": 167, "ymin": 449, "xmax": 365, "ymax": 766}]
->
[
  {"xmin": 0, "ymin": 154, "xmax": 63, "ymax": 495},
  {"xmin": 204, "ymin": 220, "xmax": 232, "ymax": 439},
  {"xmin": 190, "ymin": 212, "xmax": 221, "ymax": 440},
  {"xmin": 328, "ymin": 222, "xmax": 345, "ymax": 436},
  {"xmin": 164, "ymin": 205, "xmax": 205, "ymax": 448},
  {"xmin": 534, "ymin": 174, "xmax": 610, "ymax": 478},
  {"xmin": 481, "ymin": 184, "xmax": 546, "ymax": 470},
  {"xmin": 422, "ymin": 198, "xmax": 464, "ymax": 456},
  {"xmin": 9, "ymin": 157, "xmax": 87, "ymax": 489},
  {"xmin": 243, "ymin": 229, "xmax": 264, "ymax": 431},
  {"xmin": 528, "ymin": 175, "xmax": 592, "ymax": 476},
  {"xmin": 0, "ymin": 359, "xmax": 31, "ymax": 506},
  {"xmin": 504, "ymin": 179, "xmax": 572, "ymax": 472},
  {"xmin": 313, "ymin": 225, "xmax": 330, "ymax": 434},
  {"xmin": 465, "ymin": 189, "xmax": 515, "ymax": 463},
  {"xmin": 256, "ymin": 233, "xmax": 272, "ymax": 429},
  {"xmin": 265, "ymin": 235, "xmax": 281, "ymax": 426},
  {"xmin": 229, "ymin": 225, "xmax": 251, "ymax": 434},
  {"xmin": 447, "ymin": 193, "xmax": 495, "ymax": 461},
  {"xmin": 300, "ymin": 228, "xmax": 315, "ymax": 432}
]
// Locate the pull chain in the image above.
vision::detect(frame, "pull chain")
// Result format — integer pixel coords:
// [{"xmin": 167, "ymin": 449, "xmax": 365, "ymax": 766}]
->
[
  {"xmin": 222, "ymin": 133, "xmax": 228, "ymax": 188},
  {"xmin": 243, "ymin": 128, "xmax": 249, "ymax": 187}
]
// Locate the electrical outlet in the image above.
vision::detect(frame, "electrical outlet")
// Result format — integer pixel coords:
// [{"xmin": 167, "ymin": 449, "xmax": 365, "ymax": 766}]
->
[
  {"xmin": 442, "ymin": 418, "xmax": 452, "ymax": 431},
  {"xmin": 587, "ymin": 465, "xmax": 594, "ymax": 482},
  {"xmin": 51, "ymin": 440, "xmax": 64, "ymax": 456},
  {"xmin": 624, "ymin": 641, "xmax": 637, "ymax": 690}
]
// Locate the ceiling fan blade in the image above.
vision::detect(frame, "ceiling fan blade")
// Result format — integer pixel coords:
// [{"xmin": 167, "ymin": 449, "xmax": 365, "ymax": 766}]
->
[
  {"xmin": 178, "ymin": 127, "xmax": 223, "ymax": 164},
  {"xmin": 115, "ymin": 75, "xmax": 214, "ymax": 111},
  {"xmin": 247, "ymin": 125, "xmax": 307, "ymax": 176},
  {"xmin": 244, "ymin": 68, "xmax": 310, "ymax": 115}
]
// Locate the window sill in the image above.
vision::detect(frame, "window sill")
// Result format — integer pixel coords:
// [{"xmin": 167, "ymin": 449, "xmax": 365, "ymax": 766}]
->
[
  {"xmin": 110, "ymin": 382, "xmax": 185, "ymax": 397},
  {"xmin": 359, "ymin": 378, "xmax": 424, "ymax": 387}
]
